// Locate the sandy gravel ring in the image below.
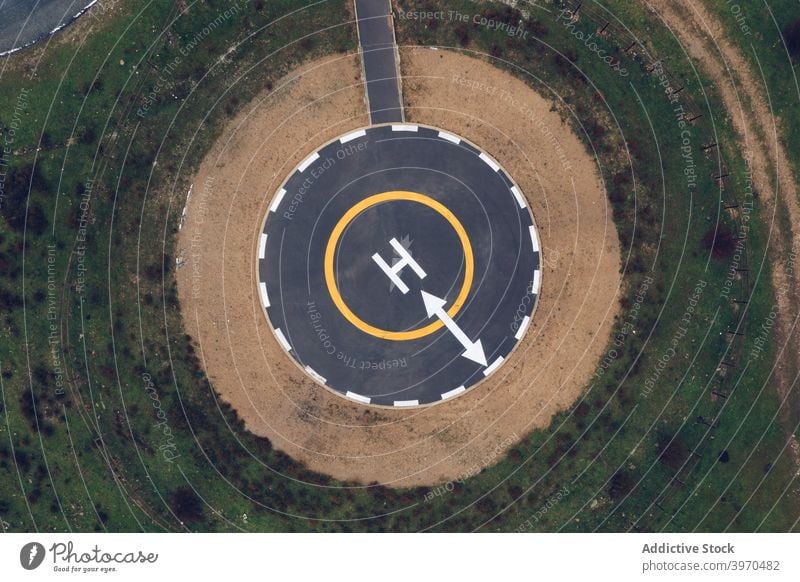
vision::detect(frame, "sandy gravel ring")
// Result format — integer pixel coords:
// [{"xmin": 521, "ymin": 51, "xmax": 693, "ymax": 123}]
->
[{"xmin": 176, "ymin": 50, "xmax": 621, "ymax": 487}]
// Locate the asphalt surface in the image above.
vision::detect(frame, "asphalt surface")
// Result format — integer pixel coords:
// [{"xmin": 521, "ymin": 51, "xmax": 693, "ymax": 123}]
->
[
  {"xmin": 354, "ymin": 0, "xmax": 403, "ymax": 124},
  {"xmin": 0, "ymin": 0, "xmax": 95, "ymax": 56},
  {"xmin": 259, "ymin": 124, "xmax": 541, "ymax": 407}
]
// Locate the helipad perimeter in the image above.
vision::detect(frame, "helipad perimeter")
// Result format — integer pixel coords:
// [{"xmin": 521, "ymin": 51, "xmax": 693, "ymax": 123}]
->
[{"xmin": 257, "ymin": 124, "xmax": 541, "ymax": 407}]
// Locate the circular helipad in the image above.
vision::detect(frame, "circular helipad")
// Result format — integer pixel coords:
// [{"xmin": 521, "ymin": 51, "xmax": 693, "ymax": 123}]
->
[{"xmin": 257, "ymin": 124, "xmax": 541, "ymax": 407}]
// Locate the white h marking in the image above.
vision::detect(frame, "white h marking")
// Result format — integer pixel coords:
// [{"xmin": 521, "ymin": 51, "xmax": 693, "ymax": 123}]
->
[{"xmin": 371, "ymin": 237, "xmax": 427, "ymax": 294}]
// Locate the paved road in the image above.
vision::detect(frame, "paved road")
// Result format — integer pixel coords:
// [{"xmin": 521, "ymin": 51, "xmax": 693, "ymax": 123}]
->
[
  {"xmin": 354, "ymin": 0, "xmax": 403, "ymax": 124},
  {"xmin": 0, "ymin": 0, "xmax": 95, "ymax": 56},
  {"xmin": 259, "ymin": 124, "xmax": 541, "ymax": 407}
]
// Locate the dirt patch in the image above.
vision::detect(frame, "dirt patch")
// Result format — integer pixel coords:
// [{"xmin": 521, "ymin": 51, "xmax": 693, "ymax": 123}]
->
[{"xmin": 176, "ymin": 49, "xmax": 621, "ymax": 487}]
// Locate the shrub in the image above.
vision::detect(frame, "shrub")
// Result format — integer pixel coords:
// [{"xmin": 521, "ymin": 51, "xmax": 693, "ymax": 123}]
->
[
  {"xmin": 171, "ymin": 486, "xmax": 205, "ymax": 522},
  {"xmin": 701, "ymin": 221, "xmax": 737, "ymax": 259},
  {"xmin": 784, "ymin": 19, "xmax": 800, "ymax": 60}
]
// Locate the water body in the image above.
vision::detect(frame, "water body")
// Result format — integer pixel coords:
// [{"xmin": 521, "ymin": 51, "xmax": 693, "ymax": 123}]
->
[{"xmin": 0, "ymin": 0, "xmax": 97, "ymax": 56}]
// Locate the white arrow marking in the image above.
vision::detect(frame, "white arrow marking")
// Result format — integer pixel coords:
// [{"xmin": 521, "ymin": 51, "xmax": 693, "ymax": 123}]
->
[{"xmin": 420, "ymin": 290, "xmax": 488, "ymax": 367}]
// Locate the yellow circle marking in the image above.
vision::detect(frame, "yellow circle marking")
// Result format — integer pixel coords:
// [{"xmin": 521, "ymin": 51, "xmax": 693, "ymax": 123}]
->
[{"xmin": 324, "ymin": 191, "xmax": 473, "ymax": 341}]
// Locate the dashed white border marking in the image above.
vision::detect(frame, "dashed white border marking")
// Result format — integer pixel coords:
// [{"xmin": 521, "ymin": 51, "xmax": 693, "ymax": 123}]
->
[
  {"xmin": 178, "ymin": 184, "xmax": 192, "ymax": 230},
  {"xmin": 298, "ymin": 152, "xmax": 320, "ymax": 172},
  {"xmin": 259, "ymin": 282, "xmax": 270, "ymax": 308},
  {"xmin": 437, "ymin": 131, "xmax": 460, "ymax": 144},
  {"xmin": 515, "ymin": 316, "xmax": 531, "ymax": 341},
  {"xmin": 511, "ymin": 185, "xmax": 527, "ymax": 208},
  {"xmin": 0, "ymin": 0, "xmax": 102, "ymax": 59},
  {"xmin": 269, "ymin": 188, "xmax": 286, "ymax": 213},
  {"xmin": 273, "ymin": 328, "xmax": 292, "ymax": 352},
  {"xmin": 304, "ymin": 366, "xmax": 327, "ymax": 384},
  {"xmin": 483, "ymin": 356, "xmax": 505, "ymax": 377},
  {"xmin": 259, "ymin": 125, "xmax": 541, "ymax": 407},
  {"xmin": 441, "ymin": 386, "xmax": 466, "ymax": 400},
  {"xmin": 346, "ymin": 391, "xmax": 371, "ymax": 404},
  {"xmin": 479, "ymin": 152, "xmax": 500, "ymax": 172},
  {"xmin": 340, "ymin": 129, "xmax": 366, "ymax": 144},
  {"xmin": 529, "ymin": 225, "xmax": 540, "ymax": 253}
]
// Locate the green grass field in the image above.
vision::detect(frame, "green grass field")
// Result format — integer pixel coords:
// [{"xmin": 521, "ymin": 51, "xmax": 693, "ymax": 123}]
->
[{"xmin": 0, "ymin": 0, "xmax": 797, "ymax": 532}]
